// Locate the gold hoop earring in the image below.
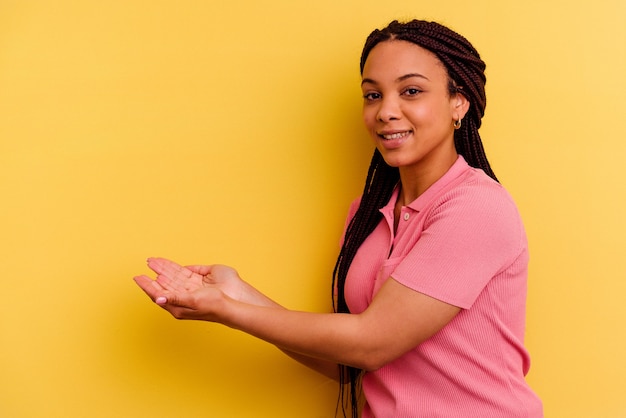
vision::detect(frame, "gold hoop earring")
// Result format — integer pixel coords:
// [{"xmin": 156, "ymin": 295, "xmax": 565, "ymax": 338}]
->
[{"xmin": 453, "ymin": 119, "xmax": 462, "ymax": 130}]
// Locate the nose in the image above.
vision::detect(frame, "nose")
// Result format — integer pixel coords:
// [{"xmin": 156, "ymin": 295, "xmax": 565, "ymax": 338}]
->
[{"xmin": 377, "ymin": 97, "xmax": 401, "ymax": 122}]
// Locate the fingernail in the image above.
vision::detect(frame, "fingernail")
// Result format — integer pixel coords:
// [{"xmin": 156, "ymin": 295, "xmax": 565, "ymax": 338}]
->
[{"xmin": 155, "ymin": 296, "xmax": 167, "ymax": 304}]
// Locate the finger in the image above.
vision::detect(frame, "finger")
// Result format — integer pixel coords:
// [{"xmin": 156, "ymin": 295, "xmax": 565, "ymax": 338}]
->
[
  {"xmin": 154, "ymin": 293, "xmax": 191, "ymax": 311},
  {"xmin": 149, "ymin": 258, "xmax": 197, "ymax": 291},
  {"xmin": 155, "ymin": 295, "xmax": 169, "ymax": 305},
  {"xmin": 133, "ymin": 275, "xmax": 166, "ymax": 301},
  {"xmin": 185, "ymin": 265, "xmax": 212, "ymax": 276},
  {"xmin": 147, "ymin": 257, "xmax": 192, "ymax": 279},
  {"xmin": 155, "ymin": 272, "xmax": 189, "ymax": 292}
]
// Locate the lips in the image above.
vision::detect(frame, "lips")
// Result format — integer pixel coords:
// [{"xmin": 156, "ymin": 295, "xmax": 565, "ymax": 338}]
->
[{"xmin": 376, "ymin": 130, "xmax": 412, "ymax": 150}]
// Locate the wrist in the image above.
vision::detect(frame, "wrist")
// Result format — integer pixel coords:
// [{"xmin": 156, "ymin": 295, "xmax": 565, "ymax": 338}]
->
[{"xmin": 240, "ymin": 281, "xmax": 283, "ymax": 308}]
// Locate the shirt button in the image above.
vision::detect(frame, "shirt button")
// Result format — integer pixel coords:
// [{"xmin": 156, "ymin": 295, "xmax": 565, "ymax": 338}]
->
[{"xmin": 403, "ymin": 213, "xmax": 410, "ymax": 221}]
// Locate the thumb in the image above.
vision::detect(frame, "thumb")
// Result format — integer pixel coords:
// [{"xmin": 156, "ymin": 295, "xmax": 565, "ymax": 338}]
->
[
  {"xmin": 185, "ymin": 264, "xmax": 212, "ymax": 276},
  {"xmin": 155, "ymin": 293, "xmax": 189, "ymax": 308},
  {"xmin": 155, "ymin": 296, "xmax": 169, "ymax": 305}
]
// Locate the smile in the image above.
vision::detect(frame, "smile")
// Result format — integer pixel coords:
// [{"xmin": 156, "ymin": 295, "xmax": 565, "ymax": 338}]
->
[{"xmin": 379, "ymin": 131, "xmax": 412, "ymax": 140}]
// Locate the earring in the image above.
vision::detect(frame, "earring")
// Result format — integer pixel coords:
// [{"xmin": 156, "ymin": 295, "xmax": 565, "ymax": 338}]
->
[{"xmin": 453, "ymin": 118, "xmax": 462, "ymax": 129}]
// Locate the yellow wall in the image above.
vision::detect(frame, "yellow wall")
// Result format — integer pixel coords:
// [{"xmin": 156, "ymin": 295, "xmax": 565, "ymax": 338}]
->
[{"xmin": 1, "ymin": 1, "xmax": 625, "ymax": 417}]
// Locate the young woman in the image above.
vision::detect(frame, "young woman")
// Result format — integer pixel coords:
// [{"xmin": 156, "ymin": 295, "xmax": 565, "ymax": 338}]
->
[{"xmin": 134, "ymin": 20, "xmax": 543, "ymax": 417}]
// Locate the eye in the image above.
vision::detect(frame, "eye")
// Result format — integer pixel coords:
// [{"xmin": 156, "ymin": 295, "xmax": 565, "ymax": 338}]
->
[
  {"xmin": 363, "ymin": 91, "xmax": 382, "ymax": 101},
  {"xmin": 402, "ymin": 87, "xmax": 422, "ymax": 97}
]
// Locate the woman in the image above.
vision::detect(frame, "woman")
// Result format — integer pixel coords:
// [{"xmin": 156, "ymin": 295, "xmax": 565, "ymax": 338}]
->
[{"xmin": 134, "ymin": 20, "xmax": 543, "ymax": 417}]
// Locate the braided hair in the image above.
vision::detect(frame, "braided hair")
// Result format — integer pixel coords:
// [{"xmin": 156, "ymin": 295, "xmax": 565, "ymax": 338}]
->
[{"xmin": 331, "ymin": 20, "xmax": 498, "ymax": 418}]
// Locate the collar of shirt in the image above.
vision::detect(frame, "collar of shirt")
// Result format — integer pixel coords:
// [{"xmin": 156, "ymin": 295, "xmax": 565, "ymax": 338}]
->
[{"xmin": 379, "ymin": 155, "xmax": 472, "ymax": 222}]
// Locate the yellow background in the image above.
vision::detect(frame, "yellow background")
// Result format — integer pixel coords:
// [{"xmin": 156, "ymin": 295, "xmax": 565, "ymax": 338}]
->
[{"xmin": 1, "ymin": 1, "xmax": 625, "ymax": 417}]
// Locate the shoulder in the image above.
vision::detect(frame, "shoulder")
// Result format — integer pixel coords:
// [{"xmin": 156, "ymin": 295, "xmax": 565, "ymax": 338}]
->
[
  {"xmin": 434, "ymin": 168, "xmax": 521, "ymax": 221},
  {"xmin": 426, "ymin": 168, "xmax": 527, "ymax": 251}
]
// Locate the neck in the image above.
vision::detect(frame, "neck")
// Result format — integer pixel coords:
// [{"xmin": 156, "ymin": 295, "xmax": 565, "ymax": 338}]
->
[{"xmin": 397, "ymin": 153, "xmax": 458, "ymax": 205}]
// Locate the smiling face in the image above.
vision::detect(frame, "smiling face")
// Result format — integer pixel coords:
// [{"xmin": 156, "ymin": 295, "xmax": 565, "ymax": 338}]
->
[{"xmin": 361, "ymin": 40, "xmax": 469, "ymax": 187}]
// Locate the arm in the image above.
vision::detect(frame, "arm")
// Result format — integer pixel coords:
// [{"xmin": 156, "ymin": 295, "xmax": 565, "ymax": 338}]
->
[
  {"xmin": 220, "ymin": 278, "xmax": 458, "ymax": 371},
  {"xmin": 134, "ymin": 258, "xmax": 340, "ymax": 380},
  {"xmin": 134, "ymin": 258, "xmax": 460, "ymax": 371}
]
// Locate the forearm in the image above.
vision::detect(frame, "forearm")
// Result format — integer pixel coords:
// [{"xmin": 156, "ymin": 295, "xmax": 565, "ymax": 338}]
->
[
  {"xmin": 221, "ymin": 300, "xmax": 373, "ymax": 371},
  {"xmin": 217, "ymin": 278, "xmax": 460, "ymax": 372},
  {"xmin": 237, "ymin": 282, "xmax": 341, "ymax": 380},
  {"xmin": 280, "ymin": 350, "xmax": 341, "ymax": 381}
]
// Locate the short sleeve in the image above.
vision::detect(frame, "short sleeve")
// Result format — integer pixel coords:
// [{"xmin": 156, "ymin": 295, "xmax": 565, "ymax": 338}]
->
[{"xmin": 391, "ymin": 180, "xmax": 527, "ymax": 309}]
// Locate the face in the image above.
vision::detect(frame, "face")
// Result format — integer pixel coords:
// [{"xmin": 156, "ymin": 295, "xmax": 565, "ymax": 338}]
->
[{"xmin": 361, "ymin": 40, "xmax": 469, "ymax": 179}]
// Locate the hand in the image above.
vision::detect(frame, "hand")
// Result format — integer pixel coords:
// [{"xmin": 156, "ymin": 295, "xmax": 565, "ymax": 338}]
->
[
  {"xmin": 155, "ymin": 257, "xmax": 246, "ymax": 300},
  {"xmin": 133, "ymin": 258, "xmax": 242, "ymax": 321}
]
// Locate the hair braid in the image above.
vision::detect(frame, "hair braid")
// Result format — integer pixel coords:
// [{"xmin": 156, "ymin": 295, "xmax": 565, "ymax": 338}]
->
[
  {"xmin": 332, "ymin": 150, "xmax": 398, "ymax": 417},
  {"xmin": 333, "ymin": 150, "xmax": 398, "ymax": 313},
  {"xmin": 332, "ymin": 20, "xmax": 497, "ymax": 417}
]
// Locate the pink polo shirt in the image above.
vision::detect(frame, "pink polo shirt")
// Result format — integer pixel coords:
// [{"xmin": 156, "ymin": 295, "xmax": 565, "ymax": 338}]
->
[{"xmin": 343, "ymin": 156, "xmax": 543, "ymax": 417}]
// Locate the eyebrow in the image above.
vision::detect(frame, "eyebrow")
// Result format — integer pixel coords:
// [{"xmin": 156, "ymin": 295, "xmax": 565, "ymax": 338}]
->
[{"xmin": 361, "ymin": 73, "xmax": 429, "ymax": 86}]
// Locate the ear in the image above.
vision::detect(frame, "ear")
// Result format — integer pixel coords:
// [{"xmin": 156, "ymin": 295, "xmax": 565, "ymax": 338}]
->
[{"xmin": 451, "ymin": 92, "xmax": 470, "ymax": 121}]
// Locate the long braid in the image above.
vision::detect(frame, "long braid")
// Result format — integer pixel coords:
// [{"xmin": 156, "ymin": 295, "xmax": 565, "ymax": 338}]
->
[
  {"xmin": 332, "ymin": 20, "xmax": 496, "ymax": 417},
  {"xmin": 333, "ymin": 150, "xmax": 398, "ymax": 313},
  {"xmin": 332, "ymin": 150, "xmax": 398, "ymax": 418},
  {"xmin": 456, "ymin": 116, "xmax": 497, "ymax": 180}
]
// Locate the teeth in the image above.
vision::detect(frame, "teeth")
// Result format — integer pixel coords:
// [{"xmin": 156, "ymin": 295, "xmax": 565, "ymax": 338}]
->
[{"xmin": 382, "ymin": 131, "xmax": 410, "ymax": 140}]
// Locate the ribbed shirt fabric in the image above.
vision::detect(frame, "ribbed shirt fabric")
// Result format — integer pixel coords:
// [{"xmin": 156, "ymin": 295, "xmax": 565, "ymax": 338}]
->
[{"xmin": 343, "ymin": 156, "xmax": 543, "ymax": 417}]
